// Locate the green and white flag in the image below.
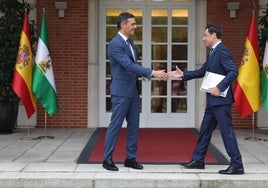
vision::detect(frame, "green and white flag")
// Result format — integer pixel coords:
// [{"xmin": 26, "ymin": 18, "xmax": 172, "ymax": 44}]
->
[
  {"xmin": 261, "ymin": 40, "xmax": 268, "ymax": 111},
  {"xmin": 33, "ymin": 12, "xmax": 58, "ymax": 116}
]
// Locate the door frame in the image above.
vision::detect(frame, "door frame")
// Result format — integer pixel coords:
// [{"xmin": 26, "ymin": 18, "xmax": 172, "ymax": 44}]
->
[{"xmin": 97, "ymin": 1, "xmax": 196, "ymax": 128}]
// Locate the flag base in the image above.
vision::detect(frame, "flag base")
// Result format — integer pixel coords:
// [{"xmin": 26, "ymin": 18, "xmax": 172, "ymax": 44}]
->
[
  {"xmin": 21, "ymin": 135, "xmax": 37, "ymax": 140},
  {"xmin": 244, "ymin": 136, "xmax": 262, "ymax": 141},
  {"xmin": 36, "ymin": 135, "xmax": 54, "ymax": 140}
]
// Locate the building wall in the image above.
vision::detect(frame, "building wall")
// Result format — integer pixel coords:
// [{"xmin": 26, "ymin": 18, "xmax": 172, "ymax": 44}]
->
[
  {"xmin": 36, "ymin": 0, "xmax": 88, "ymax": 128},
  {"xmin": 34, "ymin": 0, "xmax": 262, "ymax": 128}
]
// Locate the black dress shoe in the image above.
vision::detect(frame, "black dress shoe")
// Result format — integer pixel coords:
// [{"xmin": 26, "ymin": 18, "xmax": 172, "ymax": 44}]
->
[
  {"xmin": 102, "ymin": 160, "xmax": 118, "ymax": 171},
  {"xmin": 124, "ymin": 158, "xmax": 143, "ymax": 170},
  {"xmin": 181, "ymin": 160, "xmax": 205, "ymax": 169},
  {"xmin": 218, "ymin": 166, "xmax": 244, "ymax": 175}
]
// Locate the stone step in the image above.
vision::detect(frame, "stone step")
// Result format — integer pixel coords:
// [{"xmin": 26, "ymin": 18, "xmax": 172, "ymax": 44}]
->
[{"xmin": 0, "ymin": 172, "xmax": 267, "ymax": 188}]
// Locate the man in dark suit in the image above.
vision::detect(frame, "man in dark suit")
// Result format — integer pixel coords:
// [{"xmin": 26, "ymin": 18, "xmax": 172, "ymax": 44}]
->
[
  {"xmin": 168, "ymin": 24, "xmax": 244, "ymax": 175},
  {"xmin": 103, "ymin": 12, "xmax": 168, "ymax": 171}
]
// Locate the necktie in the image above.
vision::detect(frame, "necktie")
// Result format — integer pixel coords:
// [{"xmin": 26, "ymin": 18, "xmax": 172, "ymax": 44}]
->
[
  {"xmin": 209, "ymin": 48, "xmax": 214, "ymax": 56},
  {"xmin": 126, "ymin": 39, "xmax": 131, "ymax": 46},
  {"xmin": 126, "ymin": 39, "xmax": 135, "ymax": 60}
]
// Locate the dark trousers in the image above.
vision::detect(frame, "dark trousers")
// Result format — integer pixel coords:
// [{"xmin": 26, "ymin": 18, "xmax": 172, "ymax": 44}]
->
[
  {"xmin": 104, "ymin": 92, "xmax": 140, "ymax": 161},
  {"xmin": 192, "ymin": 104, "xmax": 243, "ymax": 168}
]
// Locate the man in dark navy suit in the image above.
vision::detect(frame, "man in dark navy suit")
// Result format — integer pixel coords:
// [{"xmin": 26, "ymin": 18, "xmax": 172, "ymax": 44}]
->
[
  {"xmin": 169, "ymin": 25, "xmax": 244, "ymax": 175},
  {"xmin": 103, "ymin": 12, "xmax": 169, "ymax": 171}
]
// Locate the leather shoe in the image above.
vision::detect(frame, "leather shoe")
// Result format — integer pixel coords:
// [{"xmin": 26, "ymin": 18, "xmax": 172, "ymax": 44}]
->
[
  {"xmin": 218, "ymin": 166, "xmax": 244, "ymax": 175},
  {"xmin": 181, "ymin": 160, "xmax": 205, "ymax": 169},
  {"xmin": 102, "ymin": 160, "xmax": 118, "ymax": 171},
  {"xmin": 124, "ymin": 158, "xmax": 143, "ymax": 170}
]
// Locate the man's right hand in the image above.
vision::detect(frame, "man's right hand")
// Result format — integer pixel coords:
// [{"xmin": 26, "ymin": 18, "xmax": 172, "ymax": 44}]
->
[
  {"xmin": 168, "ymin": 66, "xmax": 183, "ymax": 78},
  {"xmin": 152, "ymin": 70, "xmax": 169, "ymax": 81}
]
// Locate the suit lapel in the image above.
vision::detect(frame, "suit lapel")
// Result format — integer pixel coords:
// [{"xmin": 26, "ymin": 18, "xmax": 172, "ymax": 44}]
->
[{"xmin": 116, "ymin": 34, "xmax": 136, "ymax": 62}]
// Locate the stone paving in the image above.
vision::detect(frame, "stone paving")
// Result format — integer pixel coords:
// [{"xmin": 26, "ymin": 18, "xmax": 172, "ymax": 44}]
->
[{"xmin": 0, "ymin": 128, "xmax": 267, "ymax": 188}]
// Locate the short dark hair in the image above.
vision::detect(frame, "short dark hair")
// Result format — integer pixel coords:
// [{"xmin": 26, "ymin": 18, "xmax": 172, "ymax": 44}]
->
[
  {"xmin": 116, "ymin": 12, "xmax": 135, "ymax": 30},
  {"xmin": 205, "ymin": 24, "xmax": 222, "ymax": 39}
]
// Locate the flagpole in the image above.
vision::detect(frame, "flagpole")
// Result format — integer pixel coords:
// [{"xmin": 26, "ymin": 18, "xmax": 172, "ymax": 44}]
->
[
  {"xmin": 245, "ymin": 113, "xmax": 261, "ymax": 141},
  {"xmin": 33, "ymin": 9, "xmax": 56, "ymax": 140},
  {"xmin": 45, "ymin": 111, "xmax": 47, "ymax": 139},
  {"xmin": 243, "ymin": 1, "xmax": 261, "ymax": 141},
  {"xmin": 37, "ymin": 112, "xmax": 54, "ymax": 139},
  {"xmin": 22, "ymin": 119, "xmax": 34, "ymax": 139},
  {"xmin": 253, "ymin": 1, "xmax": 255, "ymax": 16},
  {"xmin": 21, "ymin": 116, "xmax": 38, "ymax": 140}
]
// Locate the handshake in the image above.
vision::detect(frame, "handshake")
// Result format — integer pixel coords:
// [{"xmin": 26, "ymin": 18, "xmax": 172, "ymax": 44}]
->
[{"xmin": 152, "ymin": 66, "xmax": 183, "ymax": 81}]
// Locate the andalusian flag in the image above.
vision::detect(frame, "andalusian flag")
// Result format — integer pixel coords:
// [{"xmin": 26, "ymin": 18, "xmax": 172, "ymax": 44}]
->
[
  {"xmin": 234, "ymin": 15, "xmax": 260, "ymax": 117},
  {"xmin": 12, "ymin": 12, "xmax": 36, "ymax": 118},
  {"xmin": 33, "ymin": 12, "xmax": 58, "ymax": 116},
  {"xmin": 261, "ymin": 40, "xmax": 268, "ymax": 111}
]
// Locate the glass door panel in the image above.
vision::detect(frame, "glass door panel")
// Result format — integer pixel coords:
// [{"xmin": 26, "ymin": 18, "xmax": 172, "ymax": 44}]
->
[
  {"xmin": 170, "ymin": 9, "xmax": 188, "ymax": 114},
  {"xmin": 150, "ymin": 9, "xmax": 168, "ymax": 114}
]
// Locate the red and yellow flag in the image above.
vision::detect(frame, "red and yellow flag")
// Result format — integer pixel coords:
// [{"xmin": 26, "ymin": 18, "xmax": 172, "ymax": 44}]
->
[
  {"xmin": 234, "ymin": 15, "xmax": 260, "ymax": 118},
  {"xmin": 12, "ymin": 12, "xmax": 36, "ymax": 118}
]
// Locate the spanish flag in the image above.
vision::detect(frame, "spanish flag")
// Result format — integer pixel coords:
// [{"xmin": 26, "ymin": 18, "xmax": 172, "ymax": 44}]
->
[
  {"xmin": 12, "ymin": 12, "xmax": 36, "ymax": 118},
  {"xmin": 234, "ymin": 15, "xmax": 260, "ymax": 118}
]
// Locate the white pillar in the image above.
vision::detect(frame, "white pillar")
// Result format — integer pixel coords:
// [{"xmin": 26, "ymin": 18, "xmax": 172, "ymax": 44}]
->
[
  {"xmin": 257, "ymin": 0, "xmax": 268, "ymax": 128},
  {"xmin": 195, "ymin": 0, "xmax": 207, "ymax": 129},
  {"xmin": 88, "ymin": 0, "xmax": 99, "ymax": 128}
]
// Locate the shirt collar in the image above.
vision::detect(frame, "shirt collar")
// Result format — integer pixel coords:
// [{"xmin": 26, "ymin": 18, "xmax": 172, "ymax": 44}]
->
[
  {"xmin": 211, "ymin": 40, "xmax": 222, "ymax": 49},
  {"xmin": 118, "ymin": 32, "xmax": 128, "ymax": 42}
]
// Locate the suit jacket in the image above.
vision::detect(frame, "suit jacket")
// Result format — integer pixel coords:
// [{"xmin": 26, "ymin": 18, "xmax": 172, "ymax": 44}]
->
[
  {"xmin": 182, "ymin": 42, "xmax": 238, "ymax": 106},
  {"xmin": 108, "ymin": 33, "xmax": 152, "ymax": 97}
]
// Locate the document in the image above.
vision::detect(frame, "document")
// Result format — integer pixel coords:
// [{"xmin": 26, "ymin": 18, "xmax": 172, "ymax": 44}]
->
[{"xmin": 200, "ymin": 71, "xmax": 229, "ymax": 97}]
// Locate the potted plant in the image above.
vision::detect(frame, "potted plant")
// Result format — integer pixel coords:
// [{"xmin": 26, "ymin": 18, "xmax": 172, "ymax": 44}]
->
[
  {"xmin": 258, "ymin": 4, "xmax": 268, "ymax": 62},
  {"xmin": 0, "ymin": 0, "xmax": 35, "ymax": 133}
]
